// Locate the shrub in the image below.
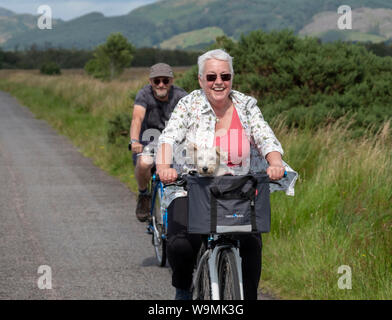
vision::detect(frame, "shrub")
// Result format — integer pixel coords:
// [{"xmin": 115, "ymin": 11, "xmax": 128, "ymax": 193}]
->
[
  {"xmin": 40, "ymin": 61, "xmax": 61, "ymax": 75},
  {"xmin": 177, "ymin": 30, "xmax": 392, "ymax": 135},
  {"xmin": 107, "ymin": 112, "xmax": 131, "ymax": 144}
]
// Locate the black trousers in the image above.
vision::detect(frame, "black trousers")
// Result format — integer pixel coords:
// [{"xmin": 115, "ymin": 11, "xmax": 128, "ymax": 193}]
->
[{"xmin": 167, "ymin": 196, "xmax": 262, "ymax": 300}]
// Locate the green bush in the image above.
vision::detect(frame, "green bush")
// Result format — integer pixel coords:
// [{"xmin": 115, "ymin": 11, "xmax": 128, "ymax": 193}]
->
[
  {"xmin": 40, "ymin": 61, "xmax": 61, "ymax": 75},
  {"xmin": 84, "ymin": 58, "xmax": 108, "ymax": 80},
  {"xmin": 177, "ymin": 30, "xmax": 392, "ymax": 135},
  {"xmin": 107, "ymin": 113, "xmax": 131, "ymax": 144}
]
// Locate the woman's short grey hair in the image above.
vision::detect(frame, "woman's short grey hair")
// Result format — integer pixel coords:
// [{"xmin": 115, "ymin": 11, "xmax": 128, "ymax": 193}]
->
[{"xmin": 198, "ymin": 49, "xmax": 234, "ymax": 77}]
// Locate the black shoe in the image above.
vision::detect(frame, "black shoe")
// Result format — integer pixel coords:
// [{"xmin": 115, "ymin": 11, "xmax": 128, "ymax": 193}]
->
[
  {"xmin": 136, "ymin": 193, "xmax": 151, "ymax": 222},
  {"xmin": 175, "ymin": 288, "xmax": 192, "ymax": 300}
]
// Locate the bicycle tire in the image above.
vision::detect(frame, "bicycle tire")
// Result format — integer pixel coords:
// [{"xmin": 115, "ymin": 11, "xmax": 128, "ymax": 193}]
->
[
  {"xmin": 192, "ymin": 242, "xmax": 212, "ymax": 300},
  {"xmin": 152, "ymin": 182, "xmax": 166, "ymax": 267},
  {"xmin": 218, "ymin": 249, "xmax": 242, "ymax": 300}
]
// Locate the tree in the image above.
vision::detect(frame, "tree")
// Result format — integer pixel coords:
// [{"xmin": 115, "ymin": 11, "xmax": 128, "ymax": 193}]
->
[
  {"xmin": 85, "ymin": 33, "xmax": 135, "ymax": 81},
  {"xmin": 0, "ymin": 48, "xmax": 3, "ymax": 69}
]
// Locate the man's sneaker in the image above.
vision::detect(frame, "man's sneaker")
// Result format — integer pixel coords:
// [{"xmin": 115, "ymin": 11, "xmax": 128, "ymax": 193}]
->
[{"xmin": 136, "ymin": 193, "xmax": 151, "ymax": 222}]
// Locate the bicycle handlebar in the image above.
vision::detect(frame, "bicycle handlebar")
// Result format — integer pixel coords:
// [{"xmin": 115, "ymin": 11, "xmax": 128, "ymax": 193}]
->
[{"xmin": 155, "ymin": 170, "xmax": 287, "ymax": 187}]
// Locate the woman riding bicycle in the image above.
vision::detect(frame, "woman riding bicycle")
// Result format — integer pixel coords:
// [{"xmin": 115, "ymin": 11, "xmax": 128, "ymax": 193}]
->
[{"xmin": 156, "ymin": 49, "xmax": 297, "ymax": 300}]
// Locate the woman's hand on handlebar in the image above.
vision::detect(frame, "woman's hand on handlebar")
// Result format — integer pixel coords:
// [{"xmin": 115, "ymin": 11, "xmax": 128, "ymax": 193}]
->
[
  {"xmin": 156, "ymin": 167, "xmax": 178, "ymax": 184},
  {"xmin": 266, "ymin": 164, "xmax": 286, "ymax": 180},
  {"xmin": 266, "ymin": 151, "xmax": 286, "ymax": 180}
]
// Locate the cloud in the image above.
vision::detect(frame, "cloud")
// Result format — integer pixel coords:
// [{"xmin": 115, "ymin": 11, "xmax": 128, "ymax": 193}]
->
[{"xmin": 0, "ymin": 0, "xmax": 156, "ymax": 20}]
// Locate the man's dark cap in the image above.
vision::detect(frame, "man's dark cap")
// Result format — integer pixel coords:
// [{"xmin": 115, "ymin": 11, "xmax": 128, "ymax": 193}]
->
[{"xmin": 149, "ymin": 63, "xmax": 174, "ymax": 78}]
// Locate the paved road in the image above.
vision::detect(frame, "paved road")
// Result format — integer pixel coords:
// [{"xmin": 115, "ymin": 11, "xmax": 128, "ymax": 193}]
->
[
  {"xmin": 0, "ymin": 90, "xmax": 275, "ymax": 300},
  {"xmin": 0, "ymin": 91, "xmax": 174, "ymax": 299}
]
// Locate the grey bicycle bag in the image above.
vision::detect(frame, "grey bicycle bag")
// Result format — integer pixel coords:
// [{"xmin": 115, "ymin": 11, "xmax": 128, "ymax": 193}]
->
[{"xmin": 185, "ymin": 174, "xmax": 271, "ymax": 234}]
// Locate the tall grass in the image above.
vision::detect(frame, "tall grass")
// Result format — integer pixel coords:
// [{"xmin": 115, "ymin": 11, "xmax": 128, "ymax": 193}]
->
[
  {"xmin": 263, "ymin": 118, "xmax": 392, "ymax": 299},
  {"xmin": 0, "ymin": 70, "xmax": 390, "ymax": 299}
]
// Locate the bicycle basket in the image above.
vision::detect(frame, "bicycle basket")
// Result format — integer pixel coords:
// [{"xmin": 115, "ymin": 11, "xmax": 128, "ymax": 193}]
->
[{"xmin": 185, "ymin": 174, "xmax": 271, "ymax": 234}]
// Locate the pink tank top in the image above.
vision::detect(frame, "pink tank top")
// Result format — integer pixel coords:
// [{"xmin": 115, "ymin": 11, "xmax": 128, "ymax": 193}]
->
[{"xmin": 214, "ymin": 108, "xmax": 250, "ymax": 167}]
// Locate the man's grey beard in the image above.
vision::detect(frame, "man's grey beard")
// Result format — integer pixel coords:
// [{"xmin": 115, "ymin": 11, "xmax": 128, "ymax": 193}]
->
[{"xmin": 154, "ymin": 89, "xmax": 168, "ymax": 98}]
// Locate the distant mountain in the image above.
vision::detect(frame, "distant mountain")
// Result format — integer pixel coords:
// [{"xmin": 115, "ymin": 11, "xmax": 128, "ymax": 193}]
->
[
  {"xmin": 0, "ymin": 8, "xmax": 63, "ymax": 47},
  {"xmin": 160, "ymin": 27, "xmax": 225, "ymax": 50},
  {"xmin": 0, "ymin": 8, "xmax": 15, "ymax": 17},
  {"xmin": 300, "ymin": 7, "xmax": 392, "ymax": 43},
  {"xmin": 2, "ymin": 0, "xmax": 392, "ymax": 50},
  {"xmin": 1, "ymin": 10, "xmax": 158, "ymax": 50}
]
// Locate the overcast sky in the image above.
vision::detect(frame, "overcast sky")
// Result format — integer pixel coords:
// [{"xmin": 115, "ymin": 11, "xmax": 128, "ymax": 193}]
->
[{"xmin": 0, "ymin": 0, "xmax": 157, "ymax": 21}]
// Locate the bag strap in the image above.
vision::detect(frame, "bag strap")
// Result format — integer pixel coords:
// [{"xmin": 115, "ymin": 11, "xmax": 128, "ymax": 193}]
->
[
  {"xmin": 210, "ymin": 191, "xmax": 217, "ymax": 233},
  {"xmin": 210, "ymin": 175, "xmax": 257, "ymax": 198},
  {"xmin": 240, "ymin": 181, "xmax": 257, "ymax": 200},
  {"xmin": 250, "ymin": 200, "xmax": 257, "ymax": 232}
]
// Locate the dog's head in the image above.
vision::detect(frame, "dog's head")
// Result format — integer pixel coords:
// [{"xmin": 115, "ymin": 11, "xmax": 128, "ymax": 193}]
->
[{"xmin": 188, "ymin": 143, "xmax": 227, "ymax": 176}]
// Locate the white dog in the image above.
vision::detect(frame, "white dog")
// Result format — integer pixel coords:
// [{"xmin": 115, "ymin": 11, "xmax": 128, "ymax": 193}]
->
[{"xmin": 187, "ymin": 143, "xmax": 232, "ymax": 176}]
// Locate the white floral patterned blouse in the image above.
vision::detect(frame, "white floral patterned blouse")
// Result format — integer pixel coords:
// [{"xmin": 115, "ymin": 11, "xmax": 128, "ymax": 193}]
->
[{"xmin": 158, "ymin": 89, "xmax": 298, "ymax": 207}]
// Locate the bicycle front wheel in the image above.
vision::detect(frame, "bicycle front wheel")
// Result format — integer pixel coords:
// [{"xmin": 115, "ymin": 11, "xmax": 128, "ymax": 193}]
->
[
  {"xmin": 218, "ymin": 249, "xmax": 242, "ymax": 300},
  {"xmin": 192, "ymin": 242, "xmax": 212, "ymax": 300},
  {"xmin": 152, "ymin": 183, "xmax": 166, "ymax": 267}
]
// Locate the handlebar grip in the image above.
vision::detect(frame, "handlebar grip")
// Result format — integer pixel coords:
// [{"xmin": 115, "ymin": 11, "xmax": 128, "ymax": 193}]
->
[{"xmin": 154, "ymin": 173, "xmax": 186, "ymax": 187}]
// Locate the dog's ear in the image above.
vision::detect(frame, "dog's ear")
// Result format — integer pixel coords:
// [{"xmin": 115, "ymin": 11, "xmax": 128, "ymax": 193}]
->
[
  {"xmin": 216, "ymin": 146, "xmax": 228, "ymax": 162},
  {"xmin": 215, "ymin": 145, "xmax": 221, "ymax": 162},
  {"xmin": 216, "ymin": 146, "xmax": 229, "ymax": 163},
  {"xmin": 188, "ymin": 142, "xmax": 198, "ymax": 152},
  {"xmin": 187, "ymin": 142, "xmax": 198, "ymax": 165}
]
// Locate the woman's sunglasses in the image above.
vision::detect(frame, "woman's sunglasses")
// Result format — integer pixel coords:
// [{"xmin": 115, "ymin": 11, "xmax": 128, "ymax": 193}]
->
[
  {"xmin": 206, "ymin": 73, "xmax": 232, "ymax": 82},
  {"xmin": 153, "ymin": 77, "xmax": 170, "ymax": 85}
]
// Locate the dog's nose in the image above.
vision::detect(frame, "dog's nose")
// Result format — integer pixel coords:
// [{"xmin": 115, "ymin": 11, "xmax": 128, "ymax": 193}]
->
[{"xmin": 202, "ymin": 167, "xmax": 208, "ymax": 173}]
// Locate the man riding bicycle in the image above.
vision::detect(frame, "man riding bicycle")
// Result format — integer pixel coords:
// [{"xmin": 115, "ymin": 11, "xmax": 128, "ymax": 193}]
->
[{"xmin": 129, "ymin": 63, "xmax": 187, "ymax": 222}]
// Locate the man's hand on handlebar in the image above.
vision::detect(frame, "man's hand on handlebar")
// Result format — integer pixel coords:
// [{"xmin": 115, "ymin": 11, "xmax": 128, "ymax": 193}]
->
[{"xmin": 131, "ymin": 142, "xmax": 144, "ymax": 154}]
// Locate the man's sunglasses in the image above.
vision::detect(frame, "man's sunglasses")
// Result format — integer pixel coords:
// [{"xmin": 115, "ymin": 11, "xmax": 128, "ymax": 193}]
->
[
  {"xmin": 153, "ymin": 77, "xmax": 170, "ymax": 85},
  {"xmin": 206, "ymin": 73, "xmax": 232, "ymax": 82}
]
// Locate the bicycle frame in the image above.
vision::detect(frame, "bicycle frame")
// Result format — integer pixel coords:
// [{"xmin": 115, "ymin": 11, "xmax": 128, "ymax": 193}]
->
[
  {"xmin": 148, "ymin": 173, "xmax": 187, "ymax": 266},
  {"xmin": 150, "ymin": 173, "xmax": 186, "ymax": 236},
  {"xmin": 192, "ymin": 235, "xmax": 245, "ymax": 300},
  {"xmin": 150, "ymin": 174, "xmax": 167, "ymax": 234},
  {"xmin": 148, "ymin": 174, "xmax": 169, "ymax": 267}
]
